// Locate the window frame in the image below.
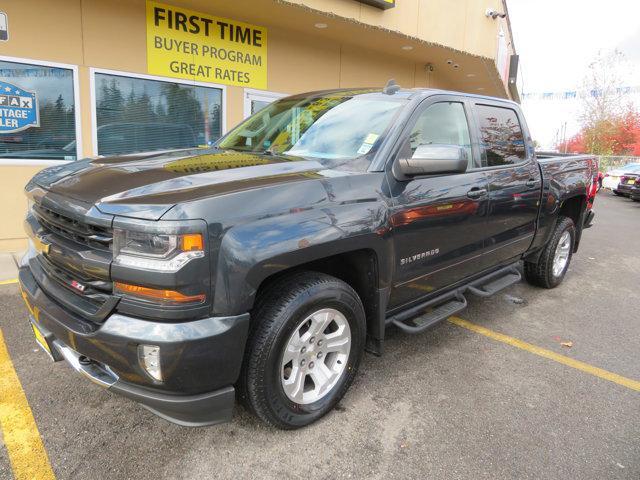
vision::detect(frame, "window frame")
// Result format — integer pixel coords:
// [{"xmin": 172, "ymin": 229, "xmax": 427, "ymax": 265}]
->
[
  {"xmin": 243, "ymin": 88, "xmax": 288, "ymax": 119},
  {"xmin": 471, "ymin": 101, "xmax": 532, "ymax": 170},
  {"xmin": 0, "ymin": 54, "xmax": 82, "ymax": 166},
  {"xmin": 89, "ymin": 67, "xmax": 227, "ymax": 157}
]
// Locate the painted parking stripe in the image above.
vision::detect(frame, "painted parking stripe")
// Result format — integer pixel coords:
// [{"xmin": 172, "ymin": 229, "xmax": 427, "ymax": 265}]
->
[
  {"xmin": 0, "ymin": 278, "xmax": 18, "ymax": 285},
  {"xmin": 448, "ymin": 317, "xmax": 640, "ymax": 392},
  {"xmin": 0, "ymin": 329, "xmax": 56, "ymax": 480}
]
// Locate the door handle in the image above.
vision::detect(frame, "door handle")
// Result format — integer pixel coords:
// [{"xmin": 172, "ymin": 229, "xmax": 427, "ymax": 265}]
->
[
  {"xmin": 467, "ymin": 188, "xmax": 487, "ymax": 199},
  {"xmin": 526, "ymin": 178, "xmax": 539, "ymax": 189}
]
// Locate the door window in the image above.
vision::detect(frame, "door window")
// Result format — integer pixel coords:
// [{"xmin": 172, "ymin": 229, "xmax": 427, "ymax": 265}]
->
[
  {"xmin": 408, "ymin": 102, "xmax": 473, "ymax": 166},
  {"xmin": 243, "ymin": 89, "xmax": 287, "ymax": 118},
  {"xmin": 475, "ymin": 105, "xmax": 526, "ymax": 166}
]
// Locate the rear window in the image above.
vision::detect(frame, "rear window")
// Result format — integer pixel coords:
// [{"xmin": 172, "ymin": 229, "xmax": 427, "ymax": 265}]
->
[{"xmin": 476, "ymin": 105, "xmax": 526, "ymax": 167}]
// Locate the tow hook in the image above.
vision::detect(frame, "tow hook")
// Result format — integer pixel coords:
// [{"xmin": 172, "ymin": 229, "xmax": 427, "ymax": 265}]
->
[{"xmin": 78, "ymin": 355, "xmax": 93, "ymax": 366}]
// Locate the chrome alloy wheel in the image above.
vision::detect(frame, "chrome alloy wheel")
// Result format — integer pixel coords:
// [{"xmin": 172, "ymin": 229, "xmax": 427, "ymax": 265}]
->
[
  {"xmin": 552, "ymin": 231, "xmax": 571, "ymax": 277},
  {"xmin": 280, "ymin": 308, "xmax": 351, "ymax": 404}
]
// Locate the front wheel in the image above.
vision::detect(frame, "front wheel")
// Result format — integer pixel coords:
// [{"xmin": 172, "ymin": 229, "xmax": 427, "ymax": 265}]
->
[
  {"xmin": 524, "ymin": 216, "xmax": 576, "ymax": 289},
  {"xmin": 239, "ymin": 272, "xmax": 366, "ymax": 429}
]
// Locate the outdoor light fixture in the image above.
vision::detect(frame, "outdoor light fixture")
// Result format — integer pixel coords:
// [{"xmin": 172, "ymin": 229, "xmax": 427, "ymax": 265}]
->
[
  {"xmin": 446, "ymin": 59, "xmax": 453, "ymax": 65},
  {"xmin": 466, "ymin": 73, "xmax": 476, "ymax": 77},
  {"xmin": 314, "ymin": 22, "xmax": 328, "ymax": 29},
  {"xmin": 401, "ymin": 45, "xmax": 413, "ymax": 51},
  {"xmin": 453, "ymin": 64, "xmax": 460, "ymax": 69},
  {"xmin": 138, "ymin": 344, "xmax": 162, "ymax": 382},
  {"xmin": 485, "ymin": 8, "xmax": 507, "ymax": 19}
]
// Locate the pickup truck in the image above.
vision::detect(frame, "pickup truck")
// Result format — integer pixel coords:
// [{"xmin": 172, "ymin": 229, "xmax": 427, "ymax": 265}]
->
[{"xmin": 19, "ymin": 85, "xmax": 598, "ymax": 429}]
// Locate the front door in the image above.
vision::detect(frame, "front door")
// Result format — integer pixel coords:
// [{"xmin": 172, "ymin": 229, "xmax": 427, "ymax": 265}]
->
[
  {"xmin": 387, "ymin": 97, "xmax": 489, "ymax": 310},
  {"xmin": 471, "ymin": 103, "xmax": 542, "ymax": 267}
]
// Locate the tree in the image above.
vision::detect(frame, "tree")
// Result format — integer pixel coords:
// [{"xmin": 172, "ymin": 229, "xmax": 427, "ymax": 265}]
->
[
  {"xmin": 558, "ymin": 109, "xmax": 640, "ymax": 155},
  {"xmin": 558, "ymin": 50, "xmax": 640, "ymax": 155},
  {"xmin": 579, "ymin": 50, "xmax": 627, "ymax": 129}
]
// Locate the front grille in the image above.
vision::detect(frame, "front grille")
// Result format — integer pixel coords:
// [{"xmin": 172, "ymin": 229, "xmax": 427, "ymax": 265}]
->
[
  {"xmin": 33, "ymin": 204, "xmax": 112, "ymax": 251},
  {"xmin": 28, "ymin": 201, "xmax": 116, "ymax": 323},
  {"xmin": 38, "ymin": 254, "xmax": 112, "ymax": 301}
]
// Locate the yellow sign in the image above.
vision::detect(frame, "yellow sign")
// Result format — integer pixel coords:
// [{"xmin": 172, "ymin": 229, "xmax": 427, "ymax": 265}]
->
[{"xmin": 146, "ymin": 1, "xmax": 267, "ymax": 88}]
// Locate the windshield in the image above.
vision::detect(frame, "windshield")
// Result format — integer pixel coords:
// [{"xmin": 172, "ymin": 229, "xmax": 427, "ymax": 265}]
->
[{"xmin": 218, "ymin": 91, "xmax": 406, "ymax": 167}]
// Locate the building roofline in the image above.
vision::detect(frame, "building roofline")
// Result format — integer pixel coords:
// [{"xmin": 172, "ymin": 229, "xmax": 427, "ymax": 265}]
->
[{"xmin": 503, "ymin": 0, "xmax": 516, "ymax": 54}]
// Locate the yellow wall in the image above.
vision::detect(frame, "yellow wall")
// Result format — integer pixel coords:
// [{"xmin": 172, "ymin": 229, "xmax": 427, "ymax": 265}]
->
[
  {"xmin": 284, "ymin": 0, "xmax": 514, "ymax": 59},
  {"xmin": 0, "ymin": 0, "xmax": 513, "ymax": 252},
  {"xmin": 0, "ymin": 166, "xmax": 42, "ymax": 251}
]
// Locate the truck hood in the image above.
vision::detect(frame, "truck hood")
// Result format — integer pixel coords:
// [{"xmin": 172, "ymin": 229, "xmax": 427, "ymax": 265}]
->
[{"xmin": 31, "ymin": 149, "xmax": 328, "ymax": 220}]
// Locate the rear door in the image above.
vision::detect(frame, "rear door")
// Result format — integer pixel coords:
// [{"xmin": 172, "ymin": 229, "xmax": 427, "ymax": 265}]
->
[
  {"xmin": 472, "ymin": 102, "xmax": 542, "ymax": 268},
  {"xmin": 387, "ymin": 95, "xmax": 489, "ymax": 309}
]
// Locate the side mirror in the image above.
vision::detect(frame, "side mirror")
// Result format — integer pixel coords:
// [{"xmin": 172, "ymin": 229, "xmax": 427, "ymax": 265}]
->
[{"xmin": 397, "ymin": 144, "xmax": 468, "ymax": 177}]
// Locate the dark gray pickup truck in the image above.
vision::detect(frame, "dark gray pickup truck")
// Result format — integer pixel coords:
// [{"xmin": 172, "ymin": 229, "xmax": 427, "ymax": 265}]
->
[{"xmin": 19, "ymin": 86, "xmax": 598, "ymax": 429}]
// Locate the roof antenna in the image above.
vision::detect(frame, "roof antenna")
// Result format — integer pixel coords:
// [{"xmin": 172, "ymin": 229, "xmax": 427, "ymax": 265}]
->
[{"xmin": 383, "ymin": 79, "xmax": 400, "ymax": 95}]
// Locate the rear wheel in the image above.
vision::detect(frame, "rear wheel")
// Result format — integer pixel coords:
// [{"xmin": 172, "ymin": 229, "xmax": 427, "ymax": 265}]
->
[
  {"xmin": 239, "ymin": 271, "xmax": 365, "ymax": 429},
  {"xmin": 613, "ymin": 190, "xmax": 624, "ymax": 196},
  {"xmin": 524, "ymin": 216, "xmax": 576, "ymax": 289}
]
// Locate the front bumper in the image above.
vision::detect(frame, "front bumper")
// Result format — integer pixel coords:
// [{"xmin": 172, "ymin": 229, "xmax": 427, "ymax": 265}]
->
[{"xmin": 19, "ymin": 266, "xmax": 250, "ymax": 426}]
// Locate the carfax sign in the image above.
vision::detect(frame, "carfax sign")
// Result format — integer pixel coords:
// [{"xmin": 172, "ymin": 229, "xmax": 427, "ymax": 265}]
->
[
  {"xmin": 0, "ymin": 80, "xmax": 39, "ymax": 133},
  {"xmin": 146, "ymin": 1, "xmax": 267, "ymax": 88}
]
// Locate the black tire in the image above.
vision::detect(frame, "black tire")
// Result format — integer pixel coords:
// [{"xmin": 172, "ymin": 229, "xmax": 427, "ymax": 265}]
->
[
  {"xmin": 239, "ymin": 271, "xmax": 366, "ymax": 429},
  {"xmin": 613, "ymin": 190, "xmax": 624, "ymax": 196},
  {"xmin": 524, "ymin": 216, "xmax": 576, "ymax": 289}
]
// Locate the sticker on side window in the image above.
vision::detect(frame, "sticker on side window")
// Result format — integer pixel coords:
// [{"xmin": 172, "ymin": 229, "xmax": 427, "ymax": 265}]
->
[{"xmin": 357, "ymin": 133, "xmax": 379, "ymax": 155}]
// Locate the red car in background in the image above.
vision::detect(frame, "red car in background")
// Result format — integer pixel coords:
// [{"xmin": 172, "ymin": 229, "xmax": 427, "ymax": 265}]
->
[{"xmin": 585, "ymin": 160, "xmax": 601, "ymax": 218}]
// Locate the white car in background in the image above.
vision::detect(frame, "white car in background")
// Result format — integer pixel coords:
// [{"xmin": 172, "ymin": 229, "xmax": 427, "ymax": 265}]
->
[{"xmin": 602, "ymin": 163, "xmax": 640, "ymax": 194}]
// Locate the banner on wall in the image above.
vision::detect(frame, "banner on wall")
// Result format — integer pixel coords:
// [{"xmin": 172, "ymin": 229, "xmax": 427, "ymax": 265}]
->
[
  {"xmin": 0, "ymin": 80, "xmax": 39, "ymax": 133},
  {"xmin": 146, "ymin": 1, "xmax": 267, "ymax": 88}
]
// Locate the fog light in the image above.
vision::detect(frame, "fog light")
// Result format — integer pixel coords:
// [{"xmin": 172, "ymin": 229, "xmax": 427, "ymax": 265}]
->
[{"xmin": 138, "ymin": 344, "xmax": 162, "ymax": 382}]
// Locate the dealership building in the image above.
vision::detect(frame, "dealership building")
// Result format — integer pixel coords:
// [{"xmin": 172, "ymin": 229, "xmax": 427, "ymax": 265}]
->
[{"xmin": 0, "ymin": 0, "xmax": 518, "ymax": 252}]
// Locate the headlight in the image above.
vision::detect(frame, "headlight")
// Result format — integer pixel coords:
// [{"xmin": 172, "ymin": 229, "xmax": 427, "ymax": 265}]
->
[{"xmin": 113, "ymin": 229, "xmax": 204, "ymax": 272}]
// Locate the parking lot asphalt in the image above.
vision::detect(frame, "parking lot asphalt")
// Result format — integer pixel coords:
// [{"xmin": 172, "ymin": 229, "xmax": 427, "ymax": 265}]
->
[{"xmin": 0, "ymin": 190, "xmax": 638, "ymax": 480}]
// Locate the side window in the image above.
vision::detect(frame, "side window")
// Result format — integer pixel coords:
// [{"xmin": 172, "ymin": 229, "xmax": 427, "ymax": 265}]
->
[
  {"xmin": 408, "ymin": 102, "xmax": 472, "ymax": 166},
  {"xmin": 476, "ymin": 105, "xmax": 526, "ymax": 166}
]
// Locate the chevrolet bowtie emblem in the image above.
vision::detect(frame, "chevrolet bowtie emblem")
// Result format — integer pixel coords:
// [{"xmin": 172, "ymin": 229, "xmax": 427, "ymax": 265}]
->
[{"xmin": 33, "ymin": 235, "xmax": 51, "ymax": 255}]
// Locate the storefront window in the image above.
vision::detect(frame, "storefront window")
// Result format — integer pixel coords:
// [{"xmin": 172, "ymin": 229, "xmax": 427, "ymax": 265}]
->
[
  {"xmin": 94, "ymin": 73, "xmax": 223, "ymax": 156},
  {"xmin": 0, "ymin": 59, "xmax": 77, "ymax": 160}
]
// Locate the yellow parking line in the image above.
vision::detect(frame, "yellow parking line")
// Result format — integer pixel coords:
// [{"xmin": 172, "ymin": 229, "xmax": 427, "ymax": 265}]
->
[
  {"xmin": 0, "ymin": 329, "xmax": 56, "ymax": 480},
  {"xmin": 448, "ymin": 317, "xmax": 640, "ymax": 392},
  {"xmin": 0, "ymin": 278, "xmax": 18, "ymax": 285}
]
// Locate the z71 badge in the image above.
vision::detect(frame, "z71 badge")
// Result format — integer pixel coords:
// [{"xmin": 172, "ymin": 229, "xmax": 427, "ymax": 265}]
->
[{"xmin": 400, "ymin": 249, "xmax": 440, "ymax": 266}]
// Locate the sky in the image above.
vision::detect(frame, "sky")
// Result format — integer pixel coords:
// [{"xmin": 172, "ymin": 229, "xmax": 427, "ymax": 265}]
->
[{"xmin": 507, "ymin": 0, "xmax": 640, "ymax": 149}]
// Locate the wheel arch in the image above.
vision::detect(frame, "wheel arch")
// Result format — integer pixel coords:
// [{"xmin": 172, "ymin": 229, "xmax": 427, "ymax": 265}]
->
[{"xmin": 557, "ymin": 194, "xmax": 586, "ymax": 252}]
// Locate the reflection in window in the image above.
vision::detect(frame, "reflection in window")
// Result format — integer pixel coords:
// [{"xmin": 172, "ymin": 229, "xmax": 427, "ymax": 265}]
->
[
  {"xmin": 95, "ymin": 73, "xmax": 223, "ymax": 156},
  {"xmin": 220, "ymin": 91, "xmax": 406, "ymax": 167},
  {"xmin": 476, "ymin": 105, "xmax": 526, "ymax": 166},
  {"xmin": 409, "ymin": 102, "xmax": 472, "ymax": 165},
  {"xmin": 0, "ymin": 60, "xmax": 77, "ymax": 160}
]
